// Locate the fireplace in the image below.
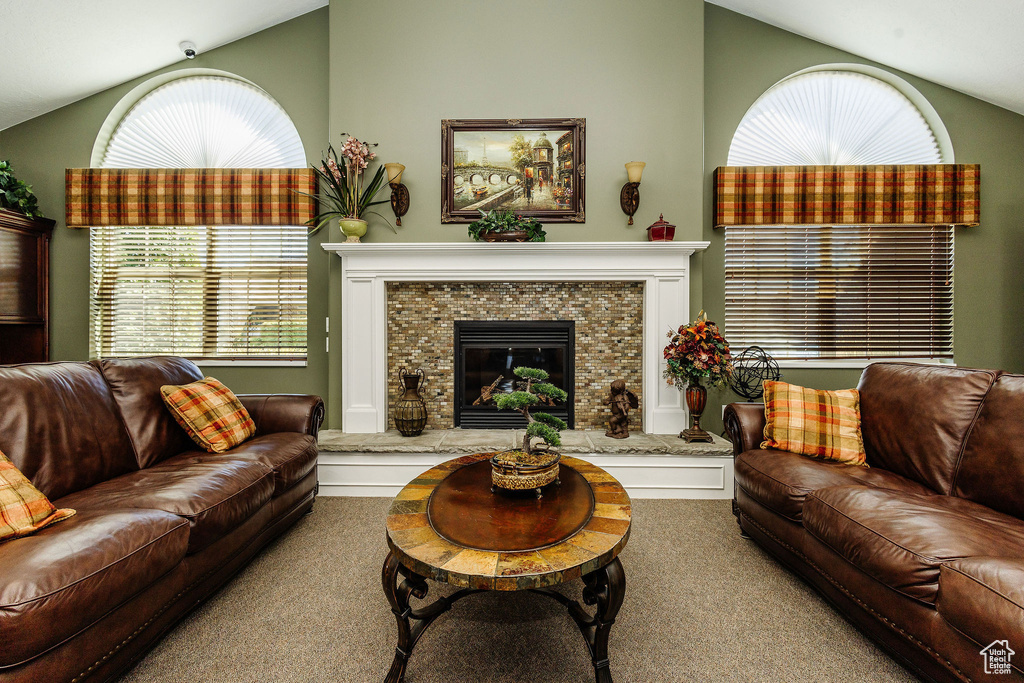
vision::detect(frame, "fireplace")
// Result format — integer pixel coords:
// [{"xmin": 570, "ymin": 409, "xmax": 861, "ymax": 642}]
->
[
  {"xmin": 454, "ymin": 320, "xmax": 574, "ymax": 429},
  {"xmin": 323, "ymin": 240, "xmax": 708, "ymax": 434}
]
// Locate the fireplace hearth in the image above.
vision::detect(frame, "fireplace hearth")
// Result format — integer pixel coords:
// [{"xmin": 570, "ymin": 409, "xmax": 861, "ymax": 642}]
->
[{"xmin": 454, "ymin": 320, "xmax": 574, "ymax": 429}]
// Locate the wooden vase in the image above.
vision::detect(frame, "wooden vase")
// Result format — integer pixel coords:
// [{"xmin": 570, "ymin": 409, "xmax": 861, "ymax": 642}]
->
[{"xmin": 680, "ymin": 382, "xmax": 714, "ymax": 443}]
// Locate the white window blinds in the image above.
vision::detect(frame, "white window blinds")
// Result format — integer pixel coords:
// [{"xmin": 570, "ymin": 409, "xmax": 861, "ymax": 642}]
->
[
  {"xmin": 724, "ymin": 224, "xmax": 954, "ymax": 361},
  {"xmin": 101, "ymin": 76, "xmax": 306, "ymax": 168},
  {"xmin": 728, "ymin": 70, "xmax": 943, "ymax": 165},
  {"xmin": 90, "ymin": 74, "xmax": 307, "ymax": 361},
  {"xmin": 90, "ymin": 224, "xmax": 307, "ymax": 360}
]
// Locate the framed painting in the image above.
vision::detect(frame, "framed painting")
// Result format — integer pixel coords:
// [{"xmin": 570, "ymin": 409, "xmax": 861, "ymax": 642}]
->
[{"xmin": 441, "ymin": 118, "xmax": 585, "ymax": 223}]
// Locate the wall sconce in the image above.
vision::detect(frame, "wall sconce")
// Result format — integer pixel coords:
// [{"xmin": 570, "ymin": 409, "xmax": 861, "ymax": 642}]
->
[
  {"xmin": 620, "ymin": 161, "xmax": 645, "ymax": 225},
  {"xmin": 385, "ymin": 163, "xmax": 409, "ymax": 226}
]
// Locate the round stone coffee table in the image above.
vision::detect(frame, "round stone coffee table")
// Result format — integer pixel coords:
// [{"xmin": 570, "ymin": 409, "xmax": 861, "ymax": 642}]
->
[{"xmin": 382, "ymin": 453, "xmax": 631, "ymax": 683}]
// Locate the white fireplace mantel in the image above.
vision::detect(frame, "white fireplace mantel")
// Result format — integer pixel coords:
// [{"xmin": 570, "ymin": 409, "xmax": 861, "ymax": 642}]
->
[{"xmin": 323, "ymin": 241, "xmax": 709, "ymax": 434}]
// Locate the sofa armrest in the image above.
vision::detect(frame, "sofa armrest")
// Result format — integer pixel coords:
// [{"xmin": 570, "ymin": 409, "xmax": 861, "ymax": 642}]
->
[
  {"xmin": 237, "ymin": 394, "xmax": 325, "ymax": 438},
  {"xmin": 723, "ymin": 402, "xmax": 765, "ymax": 456}
]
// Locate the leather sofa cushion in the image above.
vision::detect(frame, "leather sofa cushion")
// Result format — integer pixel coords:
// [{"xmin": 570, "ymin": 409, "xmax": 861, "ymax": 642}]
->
[
  {"xmin": 735, "ymin": 449, "xmax": 932, "ymax": 522},
  {"xmin": 857, "ymin": 363, "xmax": 997, "ymax": 494},
  {"xmin": 219, "ymin": 433, "xmax": 318, "ymax": 494},
  {"xmin": 0, "ymin": 508, "xmax": 188, "ymax": 669},
  {"xmin": 955, "ymin": 373, "xmax": 1024, "ymax": 519},
  {"xmin": 92, "ymin": 357, "xmax": 203, "ymax": 468},
  {"xmin": 56, "ymin": 455, "xmax": 274, "ymax": 554},
  {"xmin": 0, "ymin": 362, "xmax": 137, "ymax": 500},
  {"xmin": 238, "ymin": 394, "xmax": 324, "ymax": 437},
  {"xmin": 937, "ymin": 557, "xmax": 1024, "ymax": 653},
  {"xmin": 804, "ymin": 486, "xmax": 1024, "ymax": 605}
]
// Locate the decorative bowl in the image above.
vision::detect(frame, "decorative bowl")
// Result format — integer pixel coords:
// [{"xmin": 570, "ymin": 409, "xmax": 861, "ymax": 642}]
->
[
  {"xmin": 480, "ymin": 229, "xmax": 531, "ymax": 242},
  {"xmin": 490, "ymin": 450, "xmax": 561, "ymax": 496}
]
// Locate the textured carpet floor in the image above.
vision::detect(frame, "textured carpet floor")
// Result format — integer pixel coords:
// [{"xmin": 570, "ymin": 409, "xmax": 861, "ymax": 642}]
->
[{"xmin": 115, "ymin": 497, "xmax": 917, "ymax": 682}]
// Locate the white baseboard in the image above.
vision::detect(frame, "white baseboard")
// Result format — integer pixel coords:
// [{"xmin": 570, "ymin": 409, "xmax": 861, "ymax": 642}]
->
[{"xmin": 316, "ymin": 452, "xmax": 734, "ymax": 499}]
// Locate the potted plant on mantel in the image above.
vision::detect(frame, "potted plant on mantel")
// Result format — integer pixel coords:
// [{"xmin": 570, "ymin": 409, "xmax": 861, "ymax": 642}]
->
[
  {"xmin": 467, "ymin": 209, "xmax": 546, "ymax": 243},
  {"xmin": 303, "ymin": 135, "xmax": 397, "ymax": 242}
]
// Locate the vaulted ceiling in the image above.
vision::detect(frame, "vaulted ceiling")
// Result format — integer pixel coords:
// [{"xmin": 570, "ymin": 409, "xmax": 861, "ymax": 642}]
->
[
  {"xmin": 707, "ymin": 0, "xmax": 1024, "ymax": 116},
  {"xmin": 0, "ymin": 0, "xmax": 327, "ymax": 131},
  {"xmin": 1, "ymin": 0, "xmax": 1021, "ymax": 132}
]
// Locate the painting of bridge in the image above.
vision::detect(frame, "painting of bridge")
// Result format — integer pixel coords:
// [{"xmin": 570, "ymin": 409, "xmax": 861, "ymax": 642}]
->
[{"xmin": 442, "ymin": 118, "xmax": 586, "ymax": 223}]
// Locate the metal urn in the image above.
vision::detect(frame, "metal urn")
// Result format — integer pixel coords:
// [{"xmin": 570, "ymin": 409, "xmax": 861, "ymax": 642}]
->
[{"xmin": 393, "ymin": 367, "xmax": 428, "ymax": 436}]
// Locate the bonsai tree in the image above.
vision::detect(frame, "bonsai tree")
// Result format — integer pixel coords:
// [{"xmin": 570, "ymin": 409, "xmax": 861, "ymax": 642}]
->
[{"xmin": 494, "ymin": 366, "xmax": 568, "ymax": 455}]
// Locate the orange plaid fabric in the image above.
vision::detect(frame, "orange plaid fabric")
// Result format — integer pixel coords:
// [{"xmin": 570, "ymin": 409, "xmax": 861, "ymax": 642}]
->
[
  {"xmin": 713, "ymin": 164, "xmax": 980, "ymax": 228},
  {"xmin": 761, "ymin": 381, "xmax": 867, "ymax": 467},
  {"xmin": 1, "ymin": 449, "xmax": 76, "ymax": 543},
  {"xmin": 160, "ymin": 377, "xmax": 256, "ymax": 453},
  {"xmin": 65, "ymin": 168, "xmax": 318, "ymax": 227}
]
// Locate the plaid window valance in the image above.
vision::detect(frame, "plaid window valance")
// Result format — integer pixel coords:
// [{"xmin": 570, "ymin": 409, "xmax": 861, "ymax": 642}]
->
[
  {"xmin": 65, "ymin": 168, "xmax": 317, "ymax": 227},
  {"xmin": 713, "ymin": 164, "xmax": 980, "ymax": 228}
]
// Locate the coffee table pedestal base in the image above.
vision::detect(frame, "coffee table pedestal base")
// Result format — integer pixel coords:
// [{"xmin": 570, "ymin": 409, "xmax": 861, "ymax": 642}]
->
[
  {"xmin": 533, "ymin": 556, "xmax": 626, "ymax": 683},
  {"xmin": 381, "ymin": 551, "xmax": 626, "ymax": 683}
]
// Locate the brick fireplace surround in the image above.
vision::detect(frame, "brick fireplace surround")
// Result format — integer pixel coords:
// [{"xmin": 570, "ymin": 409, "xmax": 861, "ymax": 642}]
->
[
  {"xmin": 386, "ymin": 281, "xmax": 643, "ymax": 431},
  {"xmin": 323, "ymin": 241, "xmax": 709, "ymax": 435}
]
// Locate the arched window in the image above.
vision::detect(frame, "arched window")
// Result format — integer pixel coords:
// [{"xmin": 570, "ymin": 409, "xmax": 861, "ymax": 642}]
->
[
  {"xmin": 724, "ymin": 66, "xmax": 955, "ymax": 363},
  {"xmin": 90, "ymin": 72, "xmax": 308, "ymax": 362},
  {"xmin": 728, "ymin": 68, "xmax": 948, "ymax": 165}
]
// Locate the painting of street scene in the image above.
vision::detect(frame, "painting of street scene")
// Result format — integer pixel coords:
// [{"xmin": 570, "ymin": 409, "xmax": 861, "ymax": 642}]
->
[{"xmin": 442, "ymin": 119, "xmax": 585, "ymax": 222}]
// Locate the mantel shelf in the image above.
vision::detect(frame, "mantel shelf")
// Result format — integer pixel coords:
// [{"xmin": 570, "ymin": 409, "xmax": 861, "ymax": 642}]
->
[{"xmin": 323, "ymin": 240, "xmax": 710, "ymax": 254}]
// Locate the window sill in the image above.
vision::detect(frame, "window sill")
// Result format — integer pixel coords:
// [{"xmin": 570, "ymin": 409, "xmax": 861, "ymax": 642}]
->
[
  {"xmin": 192, "ymin": 359, "xmax": 308, "ymax": 368},
  {"xmin": 775, "ymin": 358, "xmax": 955, "ymax": 370}
]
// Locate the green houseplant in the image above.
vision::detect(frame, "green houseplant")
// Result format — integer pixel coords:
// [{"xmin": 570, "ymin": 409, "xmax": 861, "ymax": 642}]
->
[
  {"xmin": 303, "ymin": 135, "xmax": 396, "ymax": 241},
  {"xmin": 494, "ymin": 366, "xmax": 568, "ymax": 454},
  {"xmin": 467, "ymin": 209, "xmax": 546, "ymax": 242},
  {"xmin": 0, "ymin": 161, "xmax": 43, "ymax": 219},
  {"xmin": 490, "ymin": 366, "xmax": 568, "ymax": 496}
]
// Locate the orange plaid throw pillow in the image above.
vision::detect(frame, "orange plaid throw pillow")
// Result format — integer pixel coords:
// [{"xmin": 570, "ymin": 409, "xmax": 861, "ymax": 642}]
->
[
  {"xmin": 761, "ymin": 380, "xmax": 867, "ymax": 467},
  {"xmin": 160, "ymin": 377, "xmax": 256, "ymax": 453},
  {"xmin": 1, "ymin": 449, "xmax": 76, "ymax": 543}
]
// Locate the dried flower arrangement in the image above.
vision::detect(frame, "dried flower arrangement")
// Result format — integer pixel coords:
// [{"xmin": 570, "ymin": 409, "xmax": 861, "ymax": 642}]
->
[{"xmin": 663, "ymin": 311, "xmax": 733, "ymax": 389}]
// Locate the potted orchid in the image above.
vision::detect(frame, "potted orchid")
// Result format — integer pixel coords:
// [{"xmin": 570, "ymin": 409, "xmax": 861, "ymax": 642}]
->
[{"xmin": 304, "ymin": 135, "xmax": 396, "ymax": 242}]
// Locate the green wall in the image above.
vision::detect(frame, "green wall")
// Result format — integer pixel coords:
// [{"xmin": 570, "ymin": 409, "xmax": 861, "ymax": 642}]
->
[
  {"xmin": 328, "ymin": 0, "xmax": 705, "ymax": 244},
  {"xmin": 325, "ymin": 0, "xmax": 706, "ymax": 426},
  {"xmin": 701, "ymin": 5, "xmax": 1024, "ymax": 433},
  {"xmin": 0, "ymin": 9, "xmax": 330, "ymax": 399}
]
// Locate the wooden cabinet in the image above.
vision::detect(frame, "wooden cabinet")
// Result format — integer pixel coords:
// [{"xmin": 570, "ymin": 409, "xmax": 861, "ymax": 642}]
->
[{"xmin": 0, "ymin": 209, "xmax": 55, "ymax": 363}]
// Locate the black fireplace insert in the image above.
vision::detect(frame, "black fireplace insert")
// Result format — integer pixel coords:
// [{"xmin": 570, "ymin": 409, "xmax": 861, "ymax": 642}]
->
[{"xmin": 454, "ymin": 320, "xmax": 574, "ymax": 429}]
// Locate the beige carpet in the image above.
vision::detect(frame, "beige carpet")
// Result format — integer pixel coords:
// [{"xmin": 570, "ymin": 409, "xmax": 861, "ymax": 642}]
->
[{"xmin": 115, "ymin": 497, "xmax": 917, "ymax": 682}]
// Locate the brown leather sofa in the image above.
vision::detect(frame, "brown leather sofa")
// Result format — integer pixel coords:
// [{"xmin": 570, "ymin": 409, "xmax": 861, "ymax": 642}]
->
[
  {"xmin": 725, "ymin": 362, "xmax": 1024, "ymax": 682},
  {"xmin": 0, "ymin": 356, "xmax": 324, "ymax": 683}
]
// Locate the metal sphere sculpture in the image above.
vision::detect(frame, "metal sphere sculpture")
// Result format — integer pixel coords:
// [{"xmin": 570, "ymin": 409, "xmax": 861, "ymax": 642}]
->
[{"xmin": 729, "ymin": 345, "xmax": 781, "ymax": 401}]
